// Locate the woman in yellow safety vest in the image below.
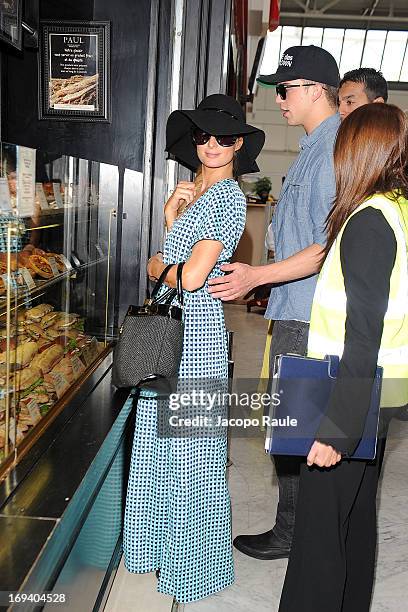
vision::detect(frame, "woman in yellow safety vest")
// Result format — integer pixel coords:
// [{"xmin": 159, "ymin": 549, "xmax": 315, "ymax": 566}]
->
[{"xmin": 279, "ymin": 103, "xmax": 408, "ymax": 612}]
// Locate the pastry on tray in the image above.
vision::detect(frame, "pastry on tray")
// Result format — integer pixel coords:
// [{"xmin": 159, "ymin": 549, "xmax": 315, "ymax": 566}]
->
[
  {"xmin": 28, "ymin": 255, "xmax": 53, "ymax": 279},
  {"xmin": 25, "ymin": 304, "xmax": 54, "ymax": 323}
]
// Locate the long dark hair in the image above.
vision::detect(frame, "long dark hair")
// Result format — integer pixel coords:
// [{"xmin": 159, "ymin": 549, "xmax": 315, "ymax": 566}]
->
[{"xmin": 325, "ymin": 103, "xmax": 408, "ymax": 255}]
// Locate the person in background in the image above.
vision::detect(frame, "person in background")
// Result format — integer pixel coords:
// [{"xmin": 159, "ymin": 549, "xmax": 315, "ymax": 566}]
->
[
  {"xmin": 338, "ymin": 67, "xmax": 388, "ymax": 121},
  {"xmin": 252, "ymin": 67, "xmax": 389, "ymax": 424},
  {"xmin": 209, "ymin": 45, "xmax": 340, "ymax": 562},
  {"xmin": 279, "ymin": 102, "xmax": 408, "ymax": 612}
]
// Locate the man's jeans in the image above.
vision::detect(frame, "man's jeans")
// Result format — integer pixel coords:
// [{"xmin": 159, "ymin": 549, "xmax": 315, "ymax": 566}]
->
[{"xmin": 269, "ymin": 320, "xmax": 309, "ymax": 546}]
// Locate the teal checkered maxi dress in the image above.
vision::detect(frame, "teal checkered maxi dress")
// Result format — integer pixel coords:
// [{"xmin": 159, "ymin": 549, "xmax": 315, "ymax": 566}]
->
[{"xmin": 123, "ymin": 179, "xmax": 246, "ymax": 603}]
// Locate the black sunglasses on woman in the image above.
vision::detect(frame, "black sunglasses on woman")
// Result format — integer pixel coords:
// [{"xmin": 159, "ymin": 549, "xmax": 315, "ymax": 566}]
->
[{"xmin": 192, "ymin": 127, "xmax": 238, "ymax": 147}]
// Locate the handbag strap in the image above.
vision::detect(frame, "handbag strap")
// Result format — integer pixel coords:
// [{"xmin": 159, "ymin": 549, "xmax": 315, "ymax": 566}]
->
[
  {"xmin": 151, "ymin": 263, "xmax": 174, "ymax": 301},
  {"xmin": 154, "ymin": 287, "xmax": 177, "ymax": 305},
  {"xmin": 176, "ymin": 262, "xmax": 184, "ymax": 306},
  {"xmin": 150, "ymin": 262, "xmax": 185, "ymax": 306}
]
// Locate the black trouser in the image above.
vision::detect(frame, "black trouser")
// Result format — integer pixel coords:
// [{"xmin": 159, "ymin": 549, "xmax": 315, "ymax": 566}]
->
[
  {"xmin": 278, "ymin": 408, "xmax": 398, "ymax": 612},
  {"xmin": 269, "ymin": 320, "xmax": 309, "ymax": 546},
  {"xmin": 268, "ymin": 320, "xmax": 396, "ymax": 548}
]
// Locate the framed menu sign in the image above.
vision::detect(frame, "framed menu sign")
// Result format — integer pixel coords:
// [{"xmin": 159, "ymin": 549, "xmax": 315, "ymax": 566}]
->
[
  {"xmin": 39, "ymin": 21, "xmax": 111, "ymax": 122},
  {"xmin": 0, "ymin": 0, "xmax": 22, "ymax": 50}
]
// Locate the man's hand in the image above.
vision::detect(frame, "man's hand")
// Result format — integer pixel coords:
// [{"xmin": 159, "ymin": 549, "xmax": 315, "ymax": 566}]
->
[
  {"xmin": 208, "ymin": 262, "xmax": 258, "ymax": 300},
  {"xmin": 307, "ymin": 441, "xmax": 342, "ymax": 468}
]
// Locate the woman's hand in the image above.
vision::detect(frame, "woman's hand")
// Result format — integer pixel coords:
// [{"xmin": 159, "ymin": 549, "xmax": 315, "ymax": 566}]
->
[
  {"xmin": 307, "ymin": 440, "xmax": 342, "ymax": 468},
  {"xmin": 165, "ymin": 182, "xmax": 197, "ymax": 231},
  {"xmin": 165, "ymin": 182, "xmax": 196, "ymax": 214},
  {"xmin": 147, "ymin": 252, "xmax": 164, "ymax": 281}
]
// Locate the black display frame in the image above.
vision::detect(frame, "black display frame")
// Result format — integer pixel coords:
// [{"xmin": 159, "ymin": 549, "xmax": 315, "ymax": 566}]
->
[
  {"xmin": 0, "ymin": 0, "xmax": 22, "ymax": 51},
  {"xmin": 39, "ymin": 20, "xmax": 111, "ymax": 122}
]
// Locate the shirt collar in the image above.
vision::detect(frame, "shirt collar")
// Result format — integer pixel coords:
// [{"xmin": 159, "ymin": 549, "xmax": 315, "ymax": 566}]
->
[{"xmin": 299, "ymin": 113, "xmax": 341, "ymax": 149}]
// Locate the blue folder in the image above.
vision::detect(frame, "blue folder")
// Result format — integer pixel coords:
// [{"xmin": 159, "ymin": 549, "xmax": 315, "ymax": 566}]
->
[{"xmin": 265, "ymin": 354, "xmax": 383, "ymax": 460}]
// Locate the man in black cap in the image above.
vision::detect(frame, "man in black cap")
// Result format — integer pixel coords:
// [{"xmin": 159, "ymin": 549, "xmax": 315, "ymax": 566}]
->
[{"xmin": 209, "ymin": 45, "xmax": 340, "ymax": 560}]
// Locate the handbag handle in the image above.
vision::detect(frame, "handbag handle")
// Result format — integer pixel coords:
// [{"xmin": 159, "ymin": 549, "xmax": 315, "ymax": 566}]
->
[
  {"xmin": 151, "ymin": 264, "xmax": 174, "ymax": 299},
  {"xmin": 151, "ymin": 262, "xmax": 185, "ymax": 305},
  {"xmin": 176, "ymin": 262, "xmax": 184, "ymax": 306}
]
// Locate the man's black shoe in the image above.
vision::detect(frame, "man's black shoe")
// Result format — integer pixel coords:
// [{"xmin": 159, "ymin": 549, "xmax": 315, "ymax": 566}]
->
[{"xmin": 233, "ymin": 529, "xmax": 290, "ymax": 560}]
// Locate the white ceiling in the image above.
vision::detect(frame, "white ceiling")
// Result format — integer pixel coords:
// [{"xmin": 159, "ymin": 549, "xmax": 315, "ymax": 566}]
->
[
  {"xmin": 250, "ymin": 0, "xmax": 408, "ymax": 27},
  {"xmin": 260, "ymin": 25, "xmax": 408, "ymax": 82}
]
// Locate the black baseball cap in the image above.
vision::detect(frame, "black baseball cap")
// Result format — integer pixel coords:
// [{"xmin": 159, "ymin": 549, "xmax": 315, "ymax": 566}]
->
[{"xmin": 257, "ymin": 45, "xmax": 340, "ymax": 88}]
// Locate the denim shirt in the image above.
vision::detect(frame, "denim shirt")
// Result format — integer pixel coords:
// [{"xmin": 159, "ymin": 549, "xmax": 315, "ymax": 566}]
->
[{"xmin": 265, "ymin": 113, "xmax": 340, "ymax": 322}]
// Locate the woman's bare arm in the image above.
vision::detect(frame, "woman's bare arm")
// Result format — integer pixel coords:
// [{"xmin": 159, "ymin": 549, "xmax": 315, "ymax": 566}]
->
[{"xmin": 148, "ymin": 239, "xmax": 224, "ymax": 292}]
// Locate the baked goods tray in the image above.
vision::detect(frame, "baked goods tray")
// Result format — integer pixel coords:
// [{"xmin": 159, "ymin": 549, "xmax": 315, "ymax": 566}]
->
[{"xmin": 0, "ymin": 257, "xmax": 107, "ymax": 317}]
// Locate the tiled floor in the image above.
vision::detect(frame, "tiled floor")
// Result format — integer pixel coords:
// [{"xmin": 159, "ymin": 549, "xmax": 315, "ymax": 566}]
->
[
  {"xmin": 105, "ymin": 562, "xmax": 173, "ymax": 612},
  {"xmin": 104, "ymin": 305, "xmax": 408, "ymax": 612}
]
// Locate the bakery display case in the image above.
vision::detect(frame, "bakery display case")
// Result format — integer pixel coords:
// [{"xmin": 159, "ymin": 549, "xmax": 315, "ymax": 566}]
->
[{"xmin": 0, "ymin": 142, "xmax": 119, "ymax": 476}]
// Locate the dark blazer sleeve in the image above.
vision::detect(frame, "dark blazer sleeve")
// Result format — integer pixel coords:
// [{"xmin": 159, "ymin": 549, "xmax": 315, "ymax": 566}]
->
[{"xmin": 316, "ymin": 207, "xmax": 397, "ymax": 455}]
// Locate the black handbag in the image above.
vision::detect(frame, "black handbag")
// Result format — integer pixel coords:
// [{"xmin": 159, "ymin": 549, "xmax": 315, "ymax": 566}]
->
[{"xmin": 112, "ymin": 262, "xmax": 184, "ymax": 388}]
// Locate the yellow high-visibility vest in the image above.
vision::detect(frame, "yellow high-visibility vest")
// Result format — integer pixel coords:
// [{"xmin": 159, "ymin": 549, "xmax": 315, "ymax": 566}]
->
[{"xmin": 308, "ymin": 192, "xmax": 408, "ymax": 408}]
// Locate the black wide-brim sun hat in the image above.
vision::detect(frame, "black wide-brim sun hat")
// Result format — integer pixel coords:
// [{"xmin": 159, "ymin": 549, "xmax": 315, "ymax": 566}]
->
[{"xmin": 165, "ymin": 94, "xmax": 265, "ymax": 175}]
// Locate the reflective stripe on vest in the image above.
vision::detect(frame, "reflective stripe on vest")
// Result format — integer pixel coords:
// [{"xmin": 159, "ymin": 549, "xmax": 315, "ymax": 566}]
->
[{"xmin": 308, "ymin": 193, "xmax": 408, "ymax": 408}]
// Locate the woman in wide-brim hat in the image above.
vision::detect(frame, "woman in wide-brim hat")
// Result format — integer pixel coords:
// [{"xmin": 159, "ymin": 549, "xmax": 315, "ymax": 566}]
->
[
  {"xmin": 165, "ymin": 93, "xmax": 265, "ymax": 175},
  {"xmin": 123, "ymin": 94, "xmax": 264, "ymax": 604}
]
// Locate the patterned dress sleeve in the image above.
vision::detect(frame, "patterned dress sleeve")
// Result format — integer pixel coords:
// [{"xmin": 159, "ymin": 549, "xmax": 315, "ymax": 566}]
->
[{"xmin": 194, "ymin": 182, "xmax": 246, "ymax": 259}]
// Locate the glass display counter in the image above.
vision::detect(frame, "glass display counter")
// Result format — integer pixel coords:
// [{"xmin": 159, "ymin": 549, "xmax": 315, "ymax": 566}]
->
[{"xmin": 0, "ymin": 142, "xmax": 119, "ymax": 476}]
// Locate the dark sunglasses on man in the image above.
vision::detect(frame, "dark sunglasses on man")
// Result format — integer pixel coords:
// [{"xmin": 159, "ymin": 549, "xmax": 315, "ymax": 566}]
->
[
  {"xmin": 275, "ymin": 82, "xmax": 326, "ymax": 100},
  {"xmin": 192, "ymin": 127, "xmax": 238, "ymax": 147}
]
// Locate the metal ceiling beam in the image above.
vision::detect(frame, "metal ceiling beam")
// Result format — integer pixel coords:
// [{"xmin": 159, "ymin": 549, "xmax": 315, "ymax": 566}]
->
[
  {"xmin": 292, "ymin": 0, "xmax": 307, "ymax": 10},
  {"xmin": 280, "ymin": 11, "xmax": 408, "ymax": 23},
  {"xmin": 362, "ymin": 0, "xmax": 380, "ymax": 17},
  {"xmin": 321, "ymin": 0, "xmax": 342, "ymax": 13}
]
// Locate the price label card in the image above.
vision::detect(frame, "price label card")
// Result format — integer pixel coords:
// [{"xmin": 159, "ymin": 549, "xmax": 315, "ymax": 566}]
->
[
  {"xmin": 1, "ymin": 270, "xmax": 27, "ymax": 292},
  {"xmin": 20, "ymin": 267, "xmax": 36, "ymax": 290},
  {"xmin": 85, "ymin": 336, "xmax": 100, "ymax": 364},
  {"xmin": 0, "ymin": 273, "xmax": 19, "ymax": 293},
  {"xmin": 82, "ymin": 338, "xmax": 98, "ymax": 367},
  {"xmin": 81, "ymin": 344, "xmax": 93, "ymax": 367},
  {"xmin": 0, "ymin": 177, "xmax": 12, "ymax": 212},
  {"xmin": 13, "ymin": 270, "xmax": 26, "ymax": 289},
  {"xmin": 70, "ymin": 253, "xmax": 81, "ymax": 267},
  {"xmin": 17, "ymin": 146, "xmax": 36, "ymax": 217},
  {"xmin": 60, "ymin": 254, "xmax": 73, "ymax": 270},
  {"xmin": 1, "ymin": 273, "xmax": 10, "ymax": 287},
  {"xmin": 50, "ymin": 371, "xmax": 70, "ymax": 399},
  {"xmin": 71, "ymin": 353, "xmax": 86, "ymax": 379},
  {"xmin": 8, "ymin": 417, "xmax": 16, "ymax": 443},
  {"xmin": 47, "ymin": 257, "xmax": 59, "ymax": 277},
  {"xmin": 90, "ymin": 336, "xmax": 99, "ymax": 354},
  {"xmin": 26, "ymin": 398, "xmax": 42, "ymax": 425},
  {"xmin": 36, "ymin": 183, "xmax": 49, "ymax": 210}
]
